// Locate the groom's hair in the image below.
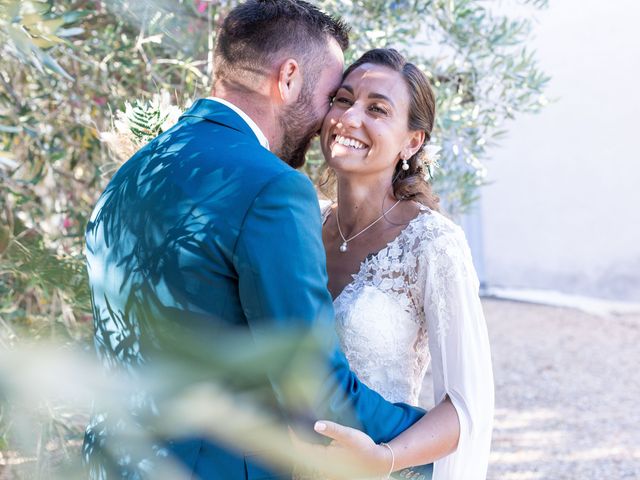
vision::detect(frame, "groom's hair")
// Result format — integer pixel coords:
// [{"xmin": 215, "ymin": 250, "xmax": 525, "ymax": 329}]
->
[{"xmin": 214, "ymin": 0, "xmax": 349, "ymax": 83}]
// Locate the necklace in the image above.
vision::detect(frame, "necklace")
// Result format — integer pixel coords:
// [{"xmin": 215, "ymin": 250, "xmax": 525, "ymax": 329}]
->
[{"xmin": 336, "ymin": 199, "xmax": 402, "ymax": 253}]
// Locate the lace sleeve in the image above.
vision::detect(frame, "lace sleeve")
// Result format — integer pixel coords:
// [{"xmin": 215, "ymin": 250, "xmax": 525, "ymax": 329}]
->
[{"xmin": 422, "ymin": 224, "xmax": 495, "ymax": 480}]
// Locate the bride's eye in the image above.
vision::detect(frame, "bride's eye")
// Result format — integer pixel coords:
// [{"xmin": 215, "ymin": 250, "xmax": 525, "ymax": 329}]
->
[
  {"xmin": 369, "ymin": 104, "xmax": 388, "ymax": 115},
  {"xmin": 335, "ymin": 97, "xmax": 353, "ymax": 106}
]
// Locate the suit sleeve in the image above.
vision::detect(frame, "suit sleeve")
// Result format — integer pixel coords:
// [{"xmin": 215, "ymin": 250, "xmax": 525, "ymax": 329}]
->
[{"xmin": 233, "ymin": 170, "xmax": 425, "ymax": 443}]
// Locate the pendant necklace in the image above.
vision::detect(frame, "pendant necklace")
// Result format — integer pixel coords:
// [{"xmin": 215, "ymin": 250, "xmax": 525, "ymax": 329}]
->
[{"xmin": 336, "ymin": 199, "xmax": 402, "ymax": 253}]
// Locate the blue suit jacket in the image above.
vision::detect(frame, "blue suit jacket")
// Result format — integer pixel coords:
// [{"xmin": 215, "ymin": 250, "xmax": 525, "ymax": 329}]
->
[{"xmin": 83, "ymin": 99, "xmax": 432, "ymax": 479}]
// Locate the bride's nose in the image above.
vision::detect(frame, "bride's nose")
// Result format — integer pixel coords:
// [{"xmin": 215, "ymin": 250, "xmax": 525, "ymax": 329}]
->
[{"xmin": 337, "ymin": 105, "xmax": 362, "ymax": 129}]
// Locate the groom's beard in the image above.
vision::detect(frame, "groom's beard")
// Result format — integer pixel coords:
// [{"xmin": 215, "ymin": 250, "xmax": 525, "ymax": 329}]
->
[
  {"xmin": 277, "ymin": 89, "xmax": 319, "ymax": 169},
  {"xmin": 279, "ymin": 129, "xmax": 316, "ymax": 170}
]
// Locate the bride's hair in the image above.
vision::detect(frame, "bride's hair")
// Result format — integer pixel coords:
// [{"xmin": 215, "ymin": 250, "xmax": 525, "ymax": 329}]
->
[{"xmin": 319, "ymin": 48, "xmax": 439, "ymax": 210}]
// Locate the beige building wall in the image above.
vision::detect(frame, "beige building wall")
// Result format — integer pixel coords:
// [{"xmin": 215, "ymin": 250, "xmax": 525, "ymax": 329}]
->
[{"xmin": 479, "ymin": 0, "xmax": 640, "ymax": 302}]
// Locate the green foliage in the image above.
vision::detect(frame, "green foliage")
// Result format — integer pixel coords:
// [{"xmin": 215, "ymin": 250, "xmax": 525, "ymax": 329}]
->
[
  {"xmin": 0, "ymin": 216, "xmax": 91, "ymax": 341},
  {"xmin": 0, "ymin": 0, "xmax": 213, "ymax": 349},
  {"xmin": 0, "ymin": 0, "xmax": 89, "ymax": 80}
]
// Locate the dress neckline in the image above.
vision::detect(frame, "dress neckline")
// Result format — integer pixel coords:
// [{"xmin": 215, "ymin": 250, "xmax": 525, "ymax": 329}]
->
[{"xmin": 325, "ymin": 204, "xmax": 431, "ymax": 303}]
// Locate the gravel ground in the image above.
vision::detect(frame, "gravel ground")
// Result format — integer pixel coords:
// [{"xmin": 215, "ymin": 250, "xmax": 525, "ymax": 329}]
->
[{"xmin": 422, "ymin": 298, "xmax": 640, "ymax": 479}]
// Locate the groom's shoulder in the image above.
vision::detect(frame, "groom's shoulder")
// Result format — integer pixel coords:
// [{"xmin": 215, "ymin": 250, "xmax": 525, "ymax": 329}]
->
[{"xmin": 223, "ymin": 142, "xmax": 314, "ymax": 199}]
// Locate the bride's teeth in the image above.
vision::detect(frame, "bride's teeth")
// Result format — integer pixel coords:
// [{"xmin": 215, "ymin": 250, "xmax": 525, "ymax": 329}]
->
[{"xmin": 334, "ymin": 135, "xmax": 366, "ymax": 149}]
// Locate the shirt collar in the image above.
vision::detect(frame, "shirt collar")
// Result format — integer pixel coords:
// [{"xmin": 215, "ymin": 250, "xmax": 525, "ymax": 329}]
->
[{"xmin": 207, "ymin": 97, "xmax": 269, "ymax": 150}]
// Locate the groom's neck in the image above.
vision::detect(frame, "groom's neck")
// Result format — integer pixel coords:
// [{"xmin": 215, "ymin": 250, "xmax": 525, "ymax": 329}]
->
[{"xmin": 212, "ymin": 79, "xmax": 281, "ymax": 152}]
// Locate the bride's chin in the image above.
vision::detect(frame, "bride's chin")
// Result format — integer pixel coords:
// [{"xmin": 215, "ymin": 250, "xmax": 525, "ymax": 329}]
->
[
  {"xmin": 324, "ymin": 157, "xmax": 344, "ymax": 171},
  {"xmin": 326, "ymin": 159, "xmax": 362, "ymax": 176}
]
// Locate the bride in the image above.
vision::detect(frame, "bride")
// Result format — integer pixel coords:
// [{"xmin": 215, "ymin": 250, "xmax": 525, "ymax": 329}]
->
[{"xmin": 313, "ymin": 48, "xmax": 494, "ymax": 479}]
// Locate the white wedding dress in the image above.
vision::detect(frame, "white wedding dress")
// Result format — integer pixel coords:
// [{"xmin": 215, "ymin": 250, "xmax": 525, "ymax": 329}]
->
[{"xmin": 325, "ymin": 204, "xmax": 494, "ymax": 480}]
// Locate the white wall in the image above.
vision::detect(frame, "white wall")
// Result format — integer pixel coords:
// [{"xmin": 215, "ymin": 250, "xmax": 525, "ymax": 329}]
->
[{"xmin": 479, "ymin": 0, "xmax": 640, "ymax": 302}]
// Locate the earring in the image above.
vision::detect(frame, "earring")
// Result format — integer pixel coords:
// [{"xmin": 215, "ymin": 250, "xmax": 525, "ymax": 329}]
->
[{"xmin": 401, "ymin": 155, "xmax": 410, "ymax": 171}]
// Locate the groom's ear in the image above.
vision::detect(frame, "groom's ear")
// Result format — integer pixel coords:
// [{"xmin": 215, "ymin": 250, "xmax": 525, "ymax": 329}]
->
[{"xmin": 276, "ymin": 58, "xmax": 303, "ymax": 104}]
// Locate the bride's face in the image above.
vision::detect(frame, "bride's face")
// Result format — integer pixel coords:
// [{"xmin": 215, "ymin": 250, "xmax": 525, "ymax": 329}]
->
[{"xmin": 320, "ymin": 63, "xmax": 420, "ymax": 177}]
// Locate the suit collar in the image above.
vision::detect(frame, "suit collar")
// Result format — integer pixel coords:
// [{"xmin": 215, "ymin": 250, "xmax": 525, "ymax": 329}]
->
[
  {"xmin": 206, "ymin": 97, "xmax": 269, "ymax": 149},
  {"xmin": 179, "ymin": 98, "xmax": 269, "ymax": 149}
]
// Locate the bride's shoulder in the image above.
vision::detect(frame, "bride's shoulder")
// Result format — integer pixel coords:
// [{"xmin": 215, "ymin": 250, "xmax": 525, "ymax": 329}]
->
[
  {"xmin": 411, "ymin": 209, "xmax": 473, "ymax": 269},
  {"xmin": 413, "ymin": 207, "xmax": 464, "ymax": 243}
]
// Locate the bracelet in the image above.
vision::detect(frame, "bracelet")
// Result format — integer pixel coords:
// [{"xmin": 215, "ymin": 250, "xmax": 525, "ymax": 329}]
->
[{"xmin": 379, "ymin": 442, "xmax": 395, "ymax": 479}]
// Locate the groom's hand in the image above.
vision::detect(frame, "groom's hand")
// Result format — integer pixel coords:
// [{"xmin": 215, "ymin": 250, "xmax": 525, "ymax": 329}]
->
[
  {"xmin": 288, "ymin": 423, "xmax": 391, "ymax": 479},
  {"xmin": 314, "ymin": 421, "xmax": 374, "ymax": 450},
  {"xmin": 313, "ymin": 421, "xmax": 393, "ymax": 477}
]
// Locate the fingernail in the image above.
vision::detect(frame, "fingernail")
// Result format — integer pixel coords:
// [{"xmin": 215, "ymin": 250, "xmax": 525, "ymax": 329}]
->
[{"xmin": 314, "ymin": 421, "xmax": 326, "ymax": 432}]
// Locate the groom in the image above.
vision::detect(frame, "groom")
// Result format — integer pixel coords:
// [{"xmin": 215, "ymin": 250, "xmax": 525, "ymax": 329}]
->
[{"xmin": 84, "ymin": 0, "xmax": 432, "ymax": 479}]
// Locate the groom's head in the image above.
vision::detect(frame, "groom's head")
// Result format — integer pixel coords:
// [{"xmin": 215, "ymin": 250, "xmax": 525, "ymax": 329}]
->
[{"xmin": 214, "ymin": 0, "xmax": 349, "ymax": 168}]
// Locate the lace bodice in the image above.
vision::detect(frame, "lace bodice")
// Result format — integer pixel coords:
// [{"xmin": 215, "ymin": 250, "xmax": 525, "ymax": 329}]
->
[
  {"xmin": 332, "ymin": 207, "xmax": 433, "ymax": 405},
  {"xmin": 324, "ymin": 205, "xmax": 495, "ymax": 480}
]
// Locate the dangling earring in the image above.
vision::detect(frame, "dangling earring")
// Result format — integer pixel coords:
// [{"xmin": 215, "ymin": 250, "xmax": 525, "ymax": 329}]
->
[{"xmin": 401, "ymin": 154, "xmax": 410, "ymax": 171}]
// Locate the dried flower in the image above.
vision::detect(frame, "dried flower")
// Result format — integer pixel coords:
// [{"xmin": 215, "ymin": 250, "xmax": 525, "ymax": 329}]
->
[{"xmin": 100, "ymin": 91, "xmax": 187, "ymax": 163}]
